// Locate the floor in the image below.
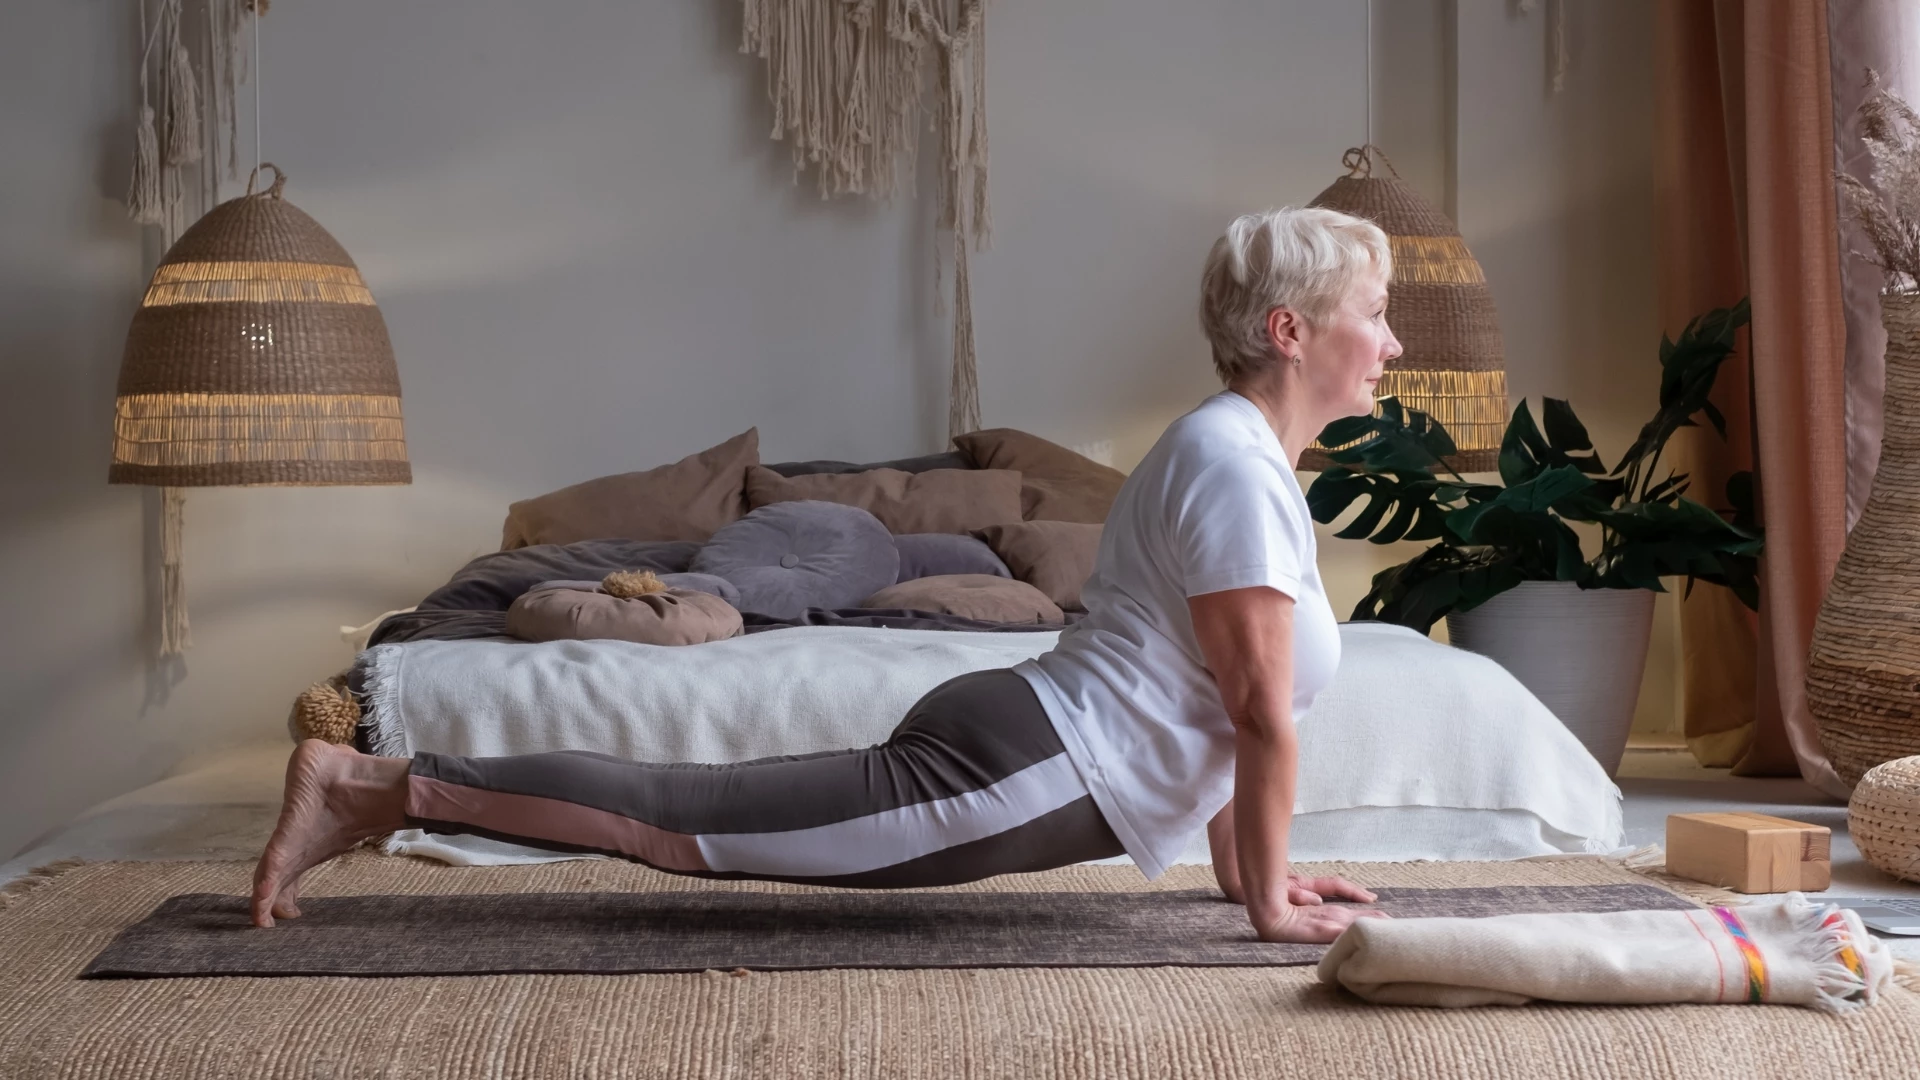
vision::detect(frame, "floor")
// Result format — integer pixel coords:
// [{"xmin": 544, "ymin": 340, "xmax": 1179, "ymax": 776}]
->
[{"xmin": 4, "ymin": 741, "xmax": 1916, "ymax": 958}]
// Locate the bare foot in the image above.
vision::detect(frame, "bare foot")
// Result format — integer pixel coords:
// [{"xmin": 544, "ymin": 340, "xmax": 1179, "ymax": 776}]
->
[{"xmin": 251, "ymin": 740, "xmax": 408, "ymax": 928}]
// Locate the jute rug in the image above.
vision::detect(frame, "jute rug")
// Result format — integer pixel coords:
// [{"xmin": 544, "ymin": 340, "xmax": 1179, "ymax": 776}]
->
[
  {"xmin": 81, "ymin": 884, "xmax": 1695, "ymax": 977},
  {"xmin": 4, "ymin": 854, "xmax": 1918, "ymax": 1079}
]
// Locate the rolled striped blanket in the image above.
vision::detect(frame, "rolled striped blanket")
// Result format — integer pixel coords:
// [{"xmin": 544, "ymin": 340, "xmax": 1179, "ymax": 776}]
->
[{"xmin": 1318, "ymin": 893, "xmax": 1896, "ymax": 1012}]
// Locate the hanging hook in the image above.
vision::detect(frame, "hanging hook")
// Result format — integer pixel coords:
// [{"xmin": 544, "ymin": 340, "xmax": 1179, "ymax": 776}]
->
[
  {"xmin": 244, "ymin": 161, "xmax": 287, "ymax": 199},
  {"xmin": 1340, "ymin": 145, "xmax": 1404, "ymax": 181}
]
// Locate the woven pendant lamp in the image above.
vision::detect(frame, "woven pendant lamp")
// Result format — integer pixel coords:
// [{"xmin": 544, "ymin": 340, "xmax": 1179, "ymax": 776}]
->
[
  {"xmin": 111, "ymin": 163, "xmax": 409, "ymax": 651},
  {"xmin": 1304, "ymin": 146, "xmax": 1509, "ymax": 472}
]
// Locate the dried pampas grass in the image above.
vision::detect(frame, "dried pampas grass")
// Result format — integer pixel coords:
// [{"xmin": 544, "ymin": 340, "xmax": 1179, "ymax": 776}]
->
[{"xmin": 1839, "ymin": 69, "xmax": 1920, "ymax": 292}]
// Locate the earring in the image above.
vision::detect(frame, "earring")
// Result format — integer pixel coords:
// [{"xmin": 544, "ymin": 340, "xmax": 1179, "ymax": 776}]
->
[{"xmin": 1291, "ymin": 353, "xmax": 1303, "ymax": 368}]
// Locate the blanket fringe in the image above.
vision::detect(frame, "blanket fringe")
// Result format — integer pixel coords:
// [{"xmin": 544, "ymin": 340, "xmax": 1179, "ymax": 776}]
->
[
  {"xmin": 1895, "ymin": 959, "xmax": 1920, "ymax": 993},
  {"xmin": 0, "ymin": 858, "xmax": 90, "ymax": 911},
  {"xmin": 359, "ymin": 644, "xmax": 409, "ymax": 759},
  {"xmin": 1781, "ymin": 892, "xmax": 1886, "ymax": 1013}
]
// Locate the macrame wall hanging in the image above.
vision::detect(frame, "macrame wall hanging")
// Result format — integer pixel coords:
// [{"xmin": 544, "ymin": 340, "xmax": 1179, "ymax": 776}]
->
[
  {"xmin": 123, "ymin": 0, "xmax": 263, "ymax": 655},
  {"xmin": 739, "ymin": 0, "xmax": 991, "ymax": 442}
]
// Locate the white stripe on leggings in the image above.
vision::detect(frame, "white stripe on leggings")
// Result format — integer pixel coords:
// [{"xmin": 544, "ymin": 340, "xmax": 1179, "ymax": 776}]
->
[{"xmin": 694, "ymin": 752, "xmax": 1088, "ymax": 877}]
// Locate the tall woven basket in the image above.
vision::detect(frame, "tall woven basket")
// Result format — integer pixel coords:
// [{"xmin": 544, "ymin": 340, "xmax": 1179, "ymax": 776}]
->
[
  {"xmin": 109, "ymin": 164, "xmax": 409, "ymax": 487},
  {"xmin": 1807, "ymin": 291, "xmax": 1920, "ymax": 786},
  {"xmin": 1305, "ymin": 147, "xmax": 1509, "ymax": 473}
]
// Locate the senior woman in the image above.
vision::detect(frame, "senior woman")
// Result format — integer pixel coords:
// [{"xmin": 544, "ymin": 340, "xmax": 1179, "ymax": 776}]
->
[{"xmin": 250, "ymin": 205, "xmax": 1403, "ymax": 945}]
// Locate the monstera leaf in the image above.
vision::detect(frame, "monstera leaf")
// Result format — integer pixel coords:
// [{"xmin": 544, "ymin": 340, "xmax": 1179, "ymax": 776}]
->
[
  {"xmin": 1306, "ymin": 470, "xmax": 1456, "ymax": 545},
  {"xmin": 1321, "ymin": 397, "xmax": 1459, "ymax": 475}
]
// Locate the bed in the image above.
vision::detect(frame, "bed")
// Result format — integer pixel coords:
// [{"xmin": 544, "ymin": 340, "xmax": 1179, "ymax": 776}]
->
[{"xmin": 320, "ymin": 425, "xmax": 1624, "ymax": 868}]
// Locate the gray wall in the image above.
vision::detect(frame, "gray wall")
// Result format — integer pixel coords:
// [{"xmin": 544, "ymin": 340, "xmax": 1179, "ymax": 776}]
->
[{"xmin": 0, "ymin": 0, "xmax": 1657, "ymax": 861}]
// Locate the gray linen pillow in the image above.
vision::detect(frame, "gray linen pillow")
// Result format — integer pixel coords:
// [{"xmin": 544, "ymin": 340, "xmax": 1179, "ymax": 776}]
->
[
  {"xmin": 657, "ymin": 572, "xmax": 741, "ymax": 606},
  {"xmin": 892, "ymin": 533, "xmax": 1011, "ymax": 584},
  {"xmin": 691, "ymin": 501, "xmax": 900, "ymax": 619},
  {"xmin": 764, "ymin": 451, "xmax": 972, "ymax": 477}
]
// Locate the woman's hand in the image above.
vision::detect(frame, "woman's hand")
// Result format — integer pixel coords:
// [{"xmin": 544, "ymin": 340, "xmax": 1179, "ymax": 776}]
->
[
  {"xmin": 1283, "ymin": 873, "xmax": 1377, "ymax": 906},
  {"xmin": 1250, "ymin": 900, "xmax": 1388, "ymax": 944},
  {"xmin": 1219, "ymin": 872, "xmax": 1374, "ymax": 908}
]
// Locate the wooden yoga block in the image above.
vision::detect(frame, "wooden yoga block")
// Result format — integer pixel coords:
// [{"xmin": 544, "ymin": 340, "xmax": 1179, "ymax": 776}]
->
[{"xmin": 1665, "ymin": 812, "xmax": 1832, "ymax": 894}]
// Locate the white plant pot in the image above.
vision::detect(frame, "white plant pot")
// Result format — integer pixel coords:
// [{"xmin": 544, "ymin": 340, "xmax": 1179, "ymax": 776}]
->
[{"xmin": 1444, "ymin": 580, "xmax": 1655, "ymax": 777}]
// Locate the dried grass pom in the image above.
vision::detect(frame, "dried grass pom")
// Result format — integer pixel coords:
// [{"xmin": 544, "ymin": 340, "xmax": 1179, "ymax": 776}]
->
[
  {"xmin": 1839, "ymin": 69, "xmax": 1920, "ymax": 291},
  {"xmin": 289, "ymin": 676, "xmax": 360, "ymax": 744},
  {"xmin": 602, "ymin": 569, "xmax": 668, "ymax": 599}
]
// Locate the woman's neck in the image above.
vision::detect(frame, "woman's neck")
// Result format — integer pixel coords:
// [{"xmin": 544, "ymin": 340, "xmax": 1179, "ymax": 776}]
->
[{"xmin": 1228, "ymin": 376, "xmax": 1317, "ymax": 469}]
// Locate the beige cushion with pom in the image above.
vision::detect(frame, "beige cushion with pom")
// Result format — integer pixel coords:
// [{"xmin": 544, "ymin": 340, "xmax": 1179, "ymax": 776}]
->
[
  {"xmin": 507, "ymin": 579, "xmax": 743, "ymax": 646},
  {"xmin": 862, "ymin": 574, "xmax": 1065, "ymax": 625}
]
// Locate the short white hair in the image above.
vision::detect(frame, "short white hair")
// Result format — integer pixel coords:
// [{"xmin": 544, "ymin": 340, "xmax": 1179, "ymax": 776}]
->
[{"xmin": 1198, "ymin": 207, "xmax": 1392, "ymax": 385}]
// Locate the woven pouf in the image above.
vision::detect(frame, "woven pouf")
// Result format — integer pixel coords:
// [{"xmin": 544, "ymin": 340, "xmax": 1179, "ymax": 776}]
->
[
  {"xmin": 1808, "ymin": 293, "xmax": 1920, "ymax": 785},
  {"xmin": 1849, "ymin": 756, "xmax": 1920, "ymax": 884}
]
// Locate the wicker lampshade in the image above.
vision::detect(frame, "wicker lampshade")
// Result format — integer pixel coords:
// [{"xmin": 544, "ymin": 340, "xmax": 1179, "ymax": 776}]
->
[
  {"xmin": 1304, "ymin": 146, "xmax": 1509, "ymax": 473},
  {"xmin": 109, "ymin": 164, "xmax": 409, "ymax": 487}
]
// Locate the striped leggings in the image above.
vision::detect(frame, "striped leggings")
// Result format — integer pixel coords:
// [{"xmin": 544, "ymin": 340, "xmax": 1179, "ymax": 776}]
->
[{"xmin": 404, "ymin": 668, "xmax": 1125, "ymax": 887}]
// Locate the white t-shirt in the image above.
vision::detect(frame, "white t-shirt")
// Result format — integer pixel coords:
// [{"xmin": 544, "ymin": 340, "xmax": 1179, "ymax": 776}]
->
[{"xmin": 1014, "ymin": 390, "xmax": 1341, "ymax": 878}]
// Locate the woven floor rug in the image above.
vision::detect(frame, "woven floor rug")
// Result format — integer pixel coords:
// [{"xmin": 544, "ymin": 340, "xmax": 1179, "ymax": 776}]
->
[
  {"xmin": 5, "ymin": 855, "xmax": 1918, "ymax": 1079},
  {"xmin": 81, "ymin": 883, "xmax": 1697, "ymax": 977}
]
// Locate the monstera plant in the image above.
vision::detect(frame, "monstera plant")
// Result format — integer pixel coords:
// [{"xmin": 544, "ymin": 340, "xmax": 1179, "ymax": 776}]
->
[{"xmin": 1306, "ymin": 300, "xmax": 1764, "ymax": 634}]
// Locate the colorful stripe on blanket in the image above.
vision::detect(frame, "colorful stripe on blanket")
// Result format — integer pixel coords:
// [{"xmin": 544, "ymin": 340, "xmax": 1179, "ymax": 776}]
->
[{"xmin": 1713, "ymin": 906, "xmax": 1769, "ymax": 1003}]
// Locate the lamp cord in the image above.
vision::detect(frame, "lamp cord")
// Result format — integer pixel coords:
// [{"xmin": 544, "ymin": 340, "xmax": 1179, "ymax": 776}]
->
[
  {"xmin": 253, "ymin": 2, "xmax": 260, "ymax": 178},
  {"xmin": 1364, "ymin": 0, "xmax": 1373, "ymax": 149}
]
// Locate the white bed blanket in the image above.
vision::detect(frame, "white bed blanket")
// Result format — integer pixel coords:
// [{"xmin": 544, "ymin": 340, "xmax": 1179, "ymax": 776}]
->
[{"xmin": 363, "ymin": 623, "xmax": 1621, "ymax": 865}]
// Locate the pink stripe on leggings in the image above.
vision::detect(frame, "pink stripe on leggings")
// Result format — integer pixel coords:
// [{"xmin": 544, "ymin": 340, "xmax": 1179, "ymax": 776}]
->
[{"xmin": 406, "ymin": 774, "xmax": 708, "ymax": 872}]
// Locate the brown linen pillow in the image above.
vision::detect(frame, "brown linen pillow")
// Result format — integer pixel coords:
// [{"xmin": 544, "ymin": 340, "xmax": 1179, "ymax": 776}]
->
[
  {"xmin": 952, "ymin": 428, "xmax": 1126, "ymax": 524},
  {"xmin": 500, "ymin": 429, "xmax": 759, "ymax": 549},
  {"xmin": 745, "ymin": 466, "xmax": 1023, "ymax": 535},
  {"xmin": 862, "ymin": 575, "xmax": 1064, "ymax": 625},
  {"xmin": 505, "ymin": 583, "xmax": 743, "ymax": 646},
  {"xmin": 971, "ymin": 521, "xmax": 1103, "ymax": 612}
]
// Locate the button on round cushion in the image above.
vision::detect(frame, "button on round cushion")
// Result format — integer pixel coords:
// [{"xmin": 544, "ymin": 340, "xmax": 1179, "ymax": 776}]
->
[
  {"xmin": 506, "ymin": 581, "xmax": 743, "ymax": 646},
  {"xmin": 690, "ymin": 500, "xmax": 900, "ymax": 619},
  {"xmin": 862, "ymin": 574, "xmax": 1065, "ymax": 625}
]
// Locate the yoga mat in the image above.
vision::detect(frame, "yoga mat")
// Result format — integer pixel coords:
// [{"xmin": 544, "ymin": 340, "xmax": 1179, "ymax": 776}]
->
[{"xmin": 82, "ymin": 883, "xmax": 1697, "ymax": 977}]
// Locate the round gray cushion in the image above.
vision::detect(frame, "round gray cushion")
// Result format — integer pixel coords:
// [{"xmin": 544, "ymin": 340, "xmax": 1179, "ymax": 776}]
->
[
  {"xmin": 892, "ymin": 533, "xmax": 1011, "ymax": 584},
  {"xmin": 691, "ymin": 500, "xmax": 900, "ymax": 619}
]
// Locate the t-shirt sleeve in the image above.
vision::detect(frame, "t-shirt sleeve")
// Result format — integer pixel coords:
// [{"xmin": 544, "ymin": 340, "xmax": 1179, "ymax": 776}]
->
[{"xmin": 1171, "ymin": 455, "xmax": 1312, "ymax": 600}]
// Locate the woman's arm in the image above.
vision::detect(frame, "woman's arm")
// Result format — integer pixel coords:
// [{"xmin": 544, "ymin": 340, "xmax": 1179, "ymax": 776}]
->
[
  {"xmin": 1206, "ymin": 800, "xmax": 1244, "ymax": 904},
  {"xmin": 1188, "ymin": 586, "xmax": 1381, "ymax": 944}
]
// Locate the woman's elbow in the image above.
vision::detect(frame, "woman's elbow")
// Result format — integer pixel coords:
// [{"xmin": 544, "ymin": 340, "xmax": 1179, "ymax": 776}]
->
[{"xmin": 1226, "ymin": 700, "xmax": 1295, "ymax": 745}]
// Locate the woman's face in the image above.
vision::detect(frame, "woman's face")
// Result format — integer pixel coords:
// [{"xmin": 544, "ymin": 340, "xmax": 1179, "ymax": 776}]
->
[{"xmin": 1297, "ymin": 269, "xmax": 1401, "ymax": 419}]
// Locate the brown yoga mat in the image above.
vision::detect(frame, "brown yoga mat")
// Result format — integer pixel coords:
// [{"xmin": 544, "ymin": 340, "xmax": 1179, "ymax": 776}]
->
[{"xmin": 82, "ymin": 884, "xmax": 1697, "ymax": 978}]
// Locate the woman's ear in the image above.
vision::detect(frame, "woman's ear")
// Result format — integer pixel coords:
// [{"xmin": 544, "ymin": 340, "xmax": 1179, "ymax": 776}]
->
[{"xmin": 1266, "ymin": 306, "xmax": 1306, "ymax": 364}]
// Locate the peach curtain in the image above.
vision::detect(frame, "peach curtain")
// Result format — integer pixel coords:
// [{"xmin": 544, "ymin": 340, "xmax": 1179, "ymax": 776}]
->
[{"xmin": 1654, "ymin": 0, "xmax": 1850, "ymax": 795}]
